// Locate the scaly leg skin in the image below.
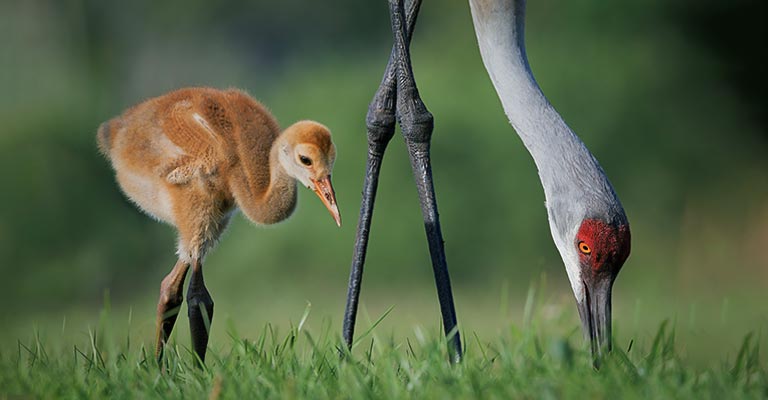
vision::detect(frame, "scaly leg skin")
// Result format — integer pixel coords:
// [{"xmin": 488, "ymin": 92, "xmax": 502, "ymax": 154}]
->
[
  {"xmin": 341, "ymin": 38, "xmax": 397, "ymax": 353},
  {"xmin": 406, "ymin": 142, "xmax": 463, "ymax": 363},
  {"xmin": 342, "ymin": 0, "xmax": 422, "ymax": 352},
  {"xmin": 155, "ymin": 259, "xmax": 190, "ymax": 366},
  {"xmin": 187, "ymin": 259, "xmax": 214, "ymax": 366},
  {"xmin": 390, "ymin": 0, "xmax": 462, "ymax": 362},
  {"xmin": 341, "ymin": 150, "xmax": 387, "ymax": 352}
]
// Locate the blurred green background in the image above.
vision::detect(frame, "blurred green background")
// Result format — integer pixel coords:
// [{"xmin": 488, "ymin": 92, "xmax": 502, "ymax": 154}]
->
[{"xmin": 1, "ymin": 0, "xmax": 766, "ymax": 363}]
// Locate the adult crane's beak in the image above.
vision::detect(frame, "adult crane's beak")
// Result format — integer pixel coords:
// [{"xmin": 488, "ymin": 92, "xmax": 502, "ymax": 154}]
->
[
  {"xmin": 311, "ymin": 175, "xmax": 341, "ymax": 227},
  {"xmin": 576, "ymin": 277, "xmax": 613, "ymax": 366}
]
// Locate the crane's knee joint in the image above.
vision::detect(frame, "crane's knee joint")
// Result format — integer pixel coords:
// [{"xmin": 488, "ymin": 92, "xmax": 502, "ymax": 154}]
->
[
  {"xmin": 366, "ymin": 108, "xmax": 396, "ymax": 150},
  {"xmin": 397, "ymin": 98, "xmax": 433, "ymax": 142},
  {"xmin": 399, "ymin": 113, "xmax": 434, "ymax": 144}
]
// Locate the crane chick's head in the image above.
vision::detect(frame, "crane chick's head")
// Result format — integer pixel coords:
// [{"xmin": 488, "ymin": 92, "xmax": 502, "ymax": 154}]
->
[
  {"xmin": 279, "ymin": 120, "xmax": 341, "ymax": 227},
  {"xmin": 555, "ymin": 206, "xmax": 630, "ymax": 360}
]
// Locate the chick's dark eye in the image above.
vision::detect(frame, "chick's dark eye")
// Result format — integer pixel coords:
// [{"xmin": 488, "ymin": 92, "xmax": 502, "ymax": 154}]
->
[{"xmin": 299, "ymin": 155, "xmax": 312, "ymax": 166}]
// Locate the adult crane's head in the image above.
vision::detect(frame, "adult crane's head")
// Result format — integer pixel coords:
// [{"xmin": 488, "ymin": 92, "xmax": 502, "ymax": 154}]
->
[
  {"xmin": 467, "ymin": 0, "xmax": 632, "ymax": 358},
  {"xmin": 547, "ymin": 187, "xmax": 631, "ymax": 357}
]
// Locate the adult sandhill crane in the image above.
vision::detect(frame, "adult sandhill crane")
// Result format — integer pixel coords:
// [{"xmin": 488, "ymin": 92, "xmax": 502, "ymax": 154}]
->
[
  {"xmin": 468, "ymin": 0, "xmax": 631, "ymax": 358},
  {"xmin": 97, "ymin": 87, "xmax": 341, "ymax": 364},
  {"xmin": 342, "ymin": 0, "xmax": 631, "ymax": 362}
]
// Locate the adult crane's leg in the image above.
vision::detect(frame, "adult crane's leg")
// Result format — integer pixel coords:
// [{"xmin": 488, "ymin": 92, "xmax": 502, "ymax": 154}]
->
[
  {"xmin": 187, "ymin": 259, "xmax": 214, "ymax": 365},
  {"xmin": 155, "ymin": 259, "xmax": 190, "ymax": 365},
  {"xmin": 390, "ymin": 0, "xmax": 462, "ymax": 362},
  {"xmin": 342, "ymin": 0, "xmax": 421, "ymax": 351}
]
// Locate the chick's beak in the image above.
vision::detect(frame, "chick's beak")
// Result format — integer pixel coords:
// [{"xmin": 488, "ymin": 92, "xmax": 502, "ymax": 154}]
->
[{"xmin": 311, "ymin": 175, "xmax": 341, "ymax": 227}]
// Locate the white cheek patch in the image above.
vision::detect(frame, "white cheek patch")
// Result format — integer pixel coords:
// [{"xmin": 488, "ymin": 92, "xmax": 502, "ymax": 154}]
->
[
  {"xmin": 564, "ymin": 253, "xmax": 584, "ymax": 303},
  {"xmin": 276, "ymin": 144, "xmax": 315, "ymax": 189},
  {"xmin": 548, "ymin": 219, "xmax": 585, "ymax": 303}
]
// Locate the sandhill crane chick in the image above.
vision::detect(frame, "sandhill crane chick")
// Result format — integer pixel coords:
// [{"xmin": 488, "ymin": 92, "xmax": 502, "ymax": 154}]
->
[{"xmin": 97, "ymin": 87, "xmax": 341, "ymax": 364}]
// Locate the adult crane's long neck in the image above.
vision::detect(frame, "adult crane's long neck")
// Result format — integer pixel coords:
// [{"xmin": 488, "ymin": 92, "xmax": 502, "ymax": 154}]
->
[
  {"xmin": 469, "ymin": 0, "xmax": 619, "ymax": 218},
  {"xmin": 470, "ymin": 0, "xmax": 580, "ymax": 174}
]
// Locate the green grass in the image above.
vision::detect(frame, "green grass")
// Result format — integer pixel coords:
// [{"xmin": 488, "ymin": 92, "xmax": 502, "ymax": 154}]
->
[{"xmin": 2, "ymin": 306, "xmax": 766, "ymax": 399}]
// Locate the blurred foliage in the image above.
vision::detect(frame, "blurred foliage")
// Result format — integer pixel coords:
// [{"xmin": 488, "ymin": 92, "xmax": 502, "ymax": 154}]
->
[{"xmin": 0, "ymin": 0, "xmax": 766, "ymax": 358}]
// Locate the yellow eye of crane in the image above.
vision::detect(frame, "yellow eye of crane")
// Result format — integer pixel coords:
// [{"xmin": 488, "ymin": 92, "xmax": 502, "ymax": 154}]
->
[{"xmin": 578, "ymin": 241, "xmax": 591, "ymax": 255}]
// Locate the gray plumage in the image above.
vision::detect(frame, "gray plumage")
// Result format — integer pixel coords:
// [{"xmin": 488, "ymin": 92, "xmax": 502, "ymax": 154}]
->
[{"xmin": 468, "ymin": 0, "xmax": 626, "ymax": 245}]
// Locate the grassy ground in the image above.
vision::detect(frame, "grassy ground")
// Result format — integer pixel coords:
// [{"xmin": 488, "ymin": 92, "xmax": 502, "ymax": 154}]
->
[{"xmin": 2, "ymin": 302, "xmax": 766, "ymax": 399}]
